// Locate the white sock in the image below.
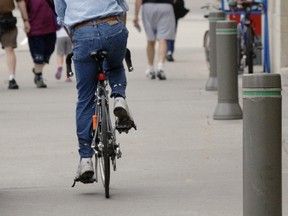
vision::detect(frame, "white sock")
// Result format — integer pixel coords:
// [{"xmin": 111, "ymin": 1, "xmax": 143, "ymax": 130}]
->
[
  {"xmin": 157, "ymin": 63, "xmax": 164, "ymax": 71},
  {"xmin": 9, "ymin": 75, "xmax": 15, "ymax": 81},
  {"xmin": 147, "ymin": 65, "xmax": 154, "ymax": 72}
]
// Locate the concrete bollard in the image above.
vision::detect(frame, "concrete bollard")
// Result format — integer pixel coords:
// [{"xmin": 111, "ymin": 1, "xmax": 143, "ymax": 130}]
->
[
  {"xmin": 205, "ymin": 11, "xmax": 226, "ymax": 91},
  {"xmin": 213, "ymin": 21, "xmax": 242, "ymax": 120},
  {"xmin": 242, "ymin": 73, "xmax": 282, "ymax": 216}
]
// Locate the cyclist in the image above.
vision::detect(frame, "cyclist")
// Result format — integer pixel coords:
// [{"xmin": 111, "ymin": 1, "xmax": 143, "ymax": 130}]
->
[{"xmin": 55, "ymin": 0, "xmax": 135, "ymax": 184}]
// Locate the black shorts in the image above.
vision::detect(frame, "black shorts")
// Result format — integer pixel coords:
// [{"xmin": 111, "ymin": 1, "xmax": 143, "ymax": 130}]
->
[{"xmin": 28, "ymin": 32, "xmax": 56, "ymax": 64}]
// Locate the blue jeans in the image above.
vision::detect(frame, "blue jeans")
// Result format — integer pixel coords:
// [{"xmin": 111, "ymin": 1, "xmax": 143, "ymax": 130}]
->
[
  {"xmin": 167, "ymin": 40, "xmax": 175, "ymax": 54},
  {"xmin": 72, "ymin": 20, "xmax": 128, "ymax": 158}
]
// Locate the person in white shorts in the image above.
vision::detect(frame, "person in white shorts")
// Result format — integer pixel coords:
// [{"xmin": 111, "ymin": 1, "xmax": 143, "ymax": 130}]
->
[
  {"xmin": 133, "ymin": 0, "xmax": 175, "ymax": 80},
  {"xmin": 55, "ymin": 26, "xmax": 73, "ymax": 82}
]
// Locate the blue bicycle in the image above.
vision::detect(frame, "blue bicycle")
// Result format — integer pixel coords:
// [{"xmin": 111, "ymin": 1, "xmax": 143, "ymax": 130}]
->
[{"xmin": 229, "ymin": 0, "xmax": 263, "ymax": 74}]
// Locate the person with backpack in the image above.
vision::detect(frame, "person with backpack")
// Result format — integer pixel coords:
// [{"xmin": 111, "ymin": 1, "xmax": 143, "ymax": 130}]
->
[{"xmin": 166, "ymin": 0, "xmax": 189, "ymax": 62}]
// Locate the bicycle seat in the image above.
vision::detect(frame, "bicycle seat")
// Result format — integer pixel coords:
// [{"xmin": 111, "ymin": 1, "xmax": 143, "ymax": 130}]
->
[{"xmin": 90, "ymin": 50, "xmax": 108, "ymax": 62}]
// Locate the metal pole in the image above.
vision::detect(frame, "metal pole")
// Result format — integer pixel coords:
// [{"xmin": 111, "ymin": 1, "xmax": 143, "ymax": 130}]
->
[
  {"xmin": 213, "ymin": 20, "xmax": 242, "ymax": 120},
  {"xmin": 205, "ymin": 11, "xmax": 226, "ymax": 91},
  {"xmin": 242, "ymin": 73, "xmax": 282, "ymax": 216}
]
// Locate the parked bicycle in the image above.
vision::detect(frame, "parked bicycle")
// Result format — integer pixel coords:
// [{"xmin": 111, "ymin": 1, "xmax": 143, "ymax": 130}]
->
[
  {"xmin": 229, "ymin": 0, "xmax": 263, "ymax": 74},
  {"xmin": 68, "ymin": 49, "xmax": 136, "ymax": 198},
  {"xmin": 201, "ymin": 2, "xmax": 221, "ymax": 69}
]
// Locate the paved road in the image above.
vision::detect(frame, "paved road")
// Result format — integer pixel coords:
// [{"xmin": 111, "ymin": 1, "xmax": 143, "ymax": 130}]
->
[{"xmin": 0, "ymin": 5, "xmax": 287, "ymax": 216}]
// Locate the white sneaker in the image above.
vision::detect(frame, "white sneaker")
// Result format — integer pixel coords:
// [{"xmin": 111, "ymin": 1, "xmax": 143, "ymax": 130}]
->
[
  {"xmin": 113, "ymin": 97, "xmax": 134, "ymax": 125},
  {"xmin": 74, "ymin": 158, "xmax": 94, "ymax": 183},
  {"xmin": 145, "ymin": 69, "xmax": 156, "ymax": 79}
]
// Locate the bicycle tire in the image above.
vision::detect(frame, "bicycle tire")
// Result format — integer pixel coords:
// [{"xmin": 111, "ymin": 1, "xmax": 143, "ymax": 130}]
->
[
  {"xmin": 203, "ymin": 30, "xmax": 210, "ymax": 68},
  {"xmin": 246, "ymin": 26, "xmax": 254, "ymax": 74},
  {"xmin": 101, "ymin": 95, "xmax": 110, "ymax": 198}
]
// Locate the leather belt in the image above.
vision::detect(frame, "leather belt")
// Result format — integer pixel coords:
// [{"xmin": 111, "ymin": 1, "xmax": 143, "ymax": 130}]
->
[{"xmin": 73, "ymin": 16, "xmax": 118, "ymax": 30}]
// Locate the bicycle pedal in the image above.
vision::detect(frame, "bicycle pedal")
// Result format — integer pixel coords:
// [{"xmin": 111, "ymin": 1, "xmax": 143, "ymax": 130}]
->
[
  {"xmin": 81, "ymin": 178, "xmax": 96, "ymax": 184},
  {"xmin": 71, "ymin": 177, "xmax": 96, "ymax": 187},
  {"xmin": 72, "ymin": 173, "xmax": 96, "ymax": 187},
  {"xmin": 115, "ymin": 121, "xmax": 137, "ymax": 134}
]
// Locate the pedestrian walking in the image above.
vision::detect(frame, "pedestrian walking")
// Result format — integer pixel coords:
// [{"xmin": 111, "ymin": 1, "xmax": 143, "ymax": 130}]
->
[
  {"xmin": 133, "ymin": 0, "xmax": 176, "ymax": 80},
  {"xmin": 55, "ymin": 0, "xmax": 135, "ymax": 184},
  {"xmin": 166, "ymin": 0, "xmax": 189, "ymax": 62},
  {"xmin": 0, "ymin": 0, "xmax": 30, "ymax": 89},
  {"xmin": 25, "ymin": 0, "xmax": 58, "ymax": 88},
  {"xmin": 54, "ymin": 26, "xmax": 73, "ymax": 82}
]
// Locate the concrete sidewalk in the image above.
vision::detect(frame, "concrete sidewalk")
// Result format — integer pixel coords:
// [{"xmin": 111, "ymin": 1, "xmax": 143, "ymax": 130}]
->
[{"xmin": 0, "ymin": 15, "xmax": 287, "ymax": 216}]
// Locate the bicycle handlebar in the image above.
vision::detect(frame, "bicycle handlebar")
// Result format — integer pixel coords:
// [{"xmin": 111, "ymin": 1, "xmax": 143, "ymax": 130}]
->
[
  {"xmin": 201, "ymin": 3, "xmax": 221, "ymax": 19},
  {"xmin": 229, "ymin": 0, "xmax": 263, "ymax": 11},
  {"xmin": 66, "ymin": 48, "xmax": 134, "ymax": 78}
]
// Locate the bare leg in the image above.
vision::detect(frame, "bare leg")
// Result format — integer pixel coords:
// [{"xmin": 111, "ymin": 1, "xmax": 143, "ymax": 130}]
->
[
  {"xmin": 145, "ymin": 41, "xmax": 156, "ymax": 79},
  {"xmin": 5, "ymin": 47, "xmax": 19, "ymax": 89},
  {"xmin": 5, "ymin": 47, "xmax": 16, "ymax": 77},
  {"xmin": 57, "ymin": 54, "xmax": 64, "ymax": 66},
  {"xmin": 158, "ymin": 39, "xmax": 167, "ymax": 65},
  {"xmin": 156, "ymin": 39, "xmax": 167, "ymax": 80},
  {"xmin": 34, "ymin": 63, "xmax": 45, "ymax": 74},
  {"xmin": 147, "ymin": 41, "xmax": 155, "ymax": 66},
  {"xmin": 55, "ymin": 55, "xmax": 64, "ymax": 80}
]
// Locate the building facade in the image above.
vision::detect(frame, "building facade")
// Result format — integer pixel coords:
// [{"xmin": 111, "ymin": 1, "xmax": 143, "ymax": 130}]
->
[{"xmin": 269, "ymin": 0, "xmax": 288, "ymax": 74}]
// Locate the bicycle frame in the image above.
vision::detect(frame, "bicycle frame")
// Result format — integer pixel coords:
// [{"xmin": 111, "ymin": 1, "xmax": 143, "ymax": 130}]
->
[
  {"xmin": 67, "ymin": 49, "xmax": 136, "ymax": 198},
  {"xmin": 67, "ymin": 48, "xmax": 134, "ymax": 198},
  {"xmin": 91, "ymin": 64, "xmax": 120, "ymax": 171},
  {"xmin": 90, "ymin": 51, "xmax": 122, "ymax": 198}
]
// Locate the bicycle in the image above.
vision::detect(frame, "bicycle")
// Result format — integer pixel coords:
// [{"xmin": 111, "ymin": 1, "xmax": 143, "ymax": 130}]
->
[
  {"xmin": 68, "ymin": 49, "xmax": 136, "ymax": 198},
  {"xmin": 201, "ymin": 2, "xmax": 221, "ymax": 69},
  {"xmin": 229, "ymin": 0, "xmax": 263, "ymax": 74}
]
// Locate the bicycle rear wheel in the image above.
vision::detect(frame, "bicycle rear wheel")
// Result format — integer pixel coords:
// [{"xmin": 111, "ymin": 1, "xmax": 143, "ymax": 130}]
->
[
  {"xmin": 100, "ymin": 95, "xmax": 110, "ymax": 198},
  {"xmin": 203, "ymin": 30, "xmax": 210, "ymax": 68},
  {"xmin": 246, "ymin": 27, "xmax": 254, "ymax": 74}
]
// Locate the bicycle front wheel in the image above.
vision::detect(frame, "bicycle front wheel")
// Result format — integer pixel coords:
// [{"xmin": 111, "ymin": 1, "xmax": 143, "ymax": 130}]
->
[{"xmin": 100, "ymin": 95, "xmax": 110, "ymax": 198}]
